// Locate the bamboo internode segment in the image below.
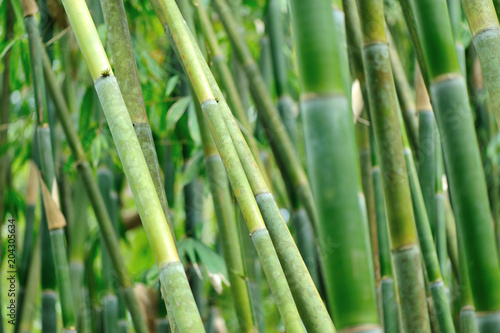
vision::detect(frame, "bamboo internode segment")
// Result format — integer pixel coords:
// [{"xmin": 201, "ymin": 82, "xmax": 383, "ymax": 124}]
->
[
  {"xmin": 21, "ymin": 0, "xmax": 38, "ymax": 17},
  {"xmin": 62, "ymin": 0, "xmax": 111, "ymax": 80},
  {"xmin": 462, "ymin": 0, "xmax": 500, "ymax": 35},
  {"xmin": 95, "ymin": 76, "xmax": 180, "ymax": 266}
]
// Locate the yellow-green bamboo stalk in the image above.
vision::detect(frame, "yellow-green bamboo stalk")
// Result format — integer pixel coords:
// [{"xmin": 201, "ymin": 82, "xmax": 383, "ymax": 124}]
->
[
  {"xmin": 462, "ymin": 0, "xmax": 500, "ymax": 130},
  {"xmin": 59, "ymin": 0, "xmax": 203, "ymax": 330},
  {"xmin": 149, "ymin": 0, "xmax": 307, "ymax": 330},
  {"xmin": 41, "ymin": 47, "xmax": 148, "ymax": 333},
  {"xmin": 356, "ymin": 0, "xmax": 430, "ymax": 331}
]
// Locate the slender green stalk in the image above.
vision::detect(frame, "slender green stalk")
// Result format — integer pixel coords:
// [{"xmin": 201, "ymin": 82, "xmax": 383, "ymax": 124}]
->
[
  {"xmin": 18, "ymin": 232, "xmax": 41, "ymax": 333},
  {"xmin": 149, "ymin": 1, "xmax": 306, "ymax": 330},
  {"xmin": 186, "ymin": 21, "xmax": 333, "ymax": 332},
  {"xmin": 22, "ymin": 1, "xmax": 59, "ymax": 330},
  {"xmin": 451, "ymin": 200, "xmax": 479, "ymax": 333},
  {"xmin": 372, "ymin": 146, "xmax": 398, "ymax": 333},
  {"xmin": 41, "ymin": 42, "xmax": 149, "ymax": 333},
  {"xmin": 462, "ymin": 0, "xmax": 500, "ymax": 130},
  {"xmin": 39, "ymin": 176, "xmax": 76, "ymax": 331},
  {"xmin": 183, "ymin": 175, "xmax": 205, "ymax": 311},
  {"xmin": 398, "ymin": 0, "xmax": 500, "ymax": 330},
  {"xmin": 61, "ymin": 0, "xmax": 204, "ymax": 330},
  {"xmin": 266, "ymin": 0, "xmax": 297, "ymax": 146},
  {"xmin": 416, "ymin": 65, "xmax": 437, "ymax": 237},
  {"xmin": 401, "ymin": 118, "xmax": 455, "ymax": 332},
  {"xmin": 69, "ymin": 176, "xmax": 89, "ymax": 333},
  {"xmin": 387, "ymin": 35, "xmax": 419, "ymax": 152},
  {"xmin": 356, "ymin": 115, "xmax": 380, "ymax": 284},
  {"xmin": 192, "ymin": 0, "xmax": 271, "ymax": 188},
  {"xmin": 99, "ymin": 0, "xmax": 175, "ymax": 237},
  {"xmin": 192, "ymin": 97, "xmax": 255, "ymax": 332},
  {"xmin": 212, "ymin": 0, "xmax": 319, "ymax": 231},
  {"xmin": 97, "ymin": 168, "xmax": 120, "ymax": 333},
  {"xmin": 356, "ymin": 1, "xmax": 429, "ymax": 331},
  {"xmin": 288, "ymin": 0, "xmax": 378, "ymax": 331}
]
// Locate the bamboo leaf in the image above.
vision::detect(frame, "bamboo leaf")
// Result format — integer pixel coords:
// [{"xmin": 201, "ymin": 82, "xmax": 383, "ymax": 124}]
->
[
  {"xmin": 166, "ymin": 95, "xmax": 191, "ymax": 134},
  {"xmin": 165, "ymin": 74, "xmax": 179, "ymax": 97}
]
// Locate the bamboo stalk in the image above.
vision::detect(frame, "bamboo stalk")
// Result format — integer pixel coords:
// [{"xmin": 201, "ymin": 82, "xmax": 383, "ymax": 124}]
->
[
  {"xmin": 69, "ymin": 176, "xmax": 89, "ymax": 332},
  {"xmin": 386, "ymin": 34, "xmax": 419, "ymax": 152},
  {"xmin": 97, "ymin": 168, "xmax": 120, "ymax": 333},
  {"xmin": 60, "ymin": 0, "xmax": 204, "ymax": 330},
  {"xmin": 184, "ymin": 19, "xmax": 334, "ymax": 332},
  {"xmin": 191, "ymin": 0, "xmax": 271, "ymax": 189},
  {"xmin": 18, "ymin": 232, "xmax": 41, "ymax": 333},
  {"xmin": 39, "ymin": 174, "xmax": 76, "ymax": 331},
  {"xmin": 416, "ymin": 64, "xmax": 437, "ymax": 237},
  {"xmin": 288, "ymin": 0, "xmax": 378, "ymax": 331},
  {"xmin": 400, "ymin": 117, "xmax": 455, "ymax": 333},
  {"xmin": 149, "ymin": 1, "xmax": 306, "ymax": 330},
  {"xmin": 22, "ymin": 1, "xmax": 59, "ymax": 330},
  {"xmin": 462, "ymin": 0, "xmax": 500, "ymax": 130},
  {"xmin": 398, "ymin": 0, "xmax": 500, "ymax": 330},
  {"xmin": 372, "ymin": 142, "xmax": 398, "ymax": 333},
  {"xmin": 212, "ymin": 0, "xmax": 319, "ymax": 232},
  {"xmin": 356, "ymin": 1, "xmax": 429, "ymax": 331},
  {"xmin": 41, "ymin": 42, "xmax": 149, "ymax": 333},
  {"xmin": 99, "ymin": 0, "xmax": 175, "ymax": 237},
  {"xmin": 266, "ymin": 0, "xmax": 297, "ymax": 146},
  {"xmin": 192, "ymin": 96, "xmax": 255, "ymax": 333}
]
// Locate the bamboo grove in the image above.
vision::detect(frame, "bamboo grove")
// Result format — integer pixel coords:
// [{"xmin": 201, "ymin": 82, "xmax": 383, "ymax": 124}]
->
[{"xmin": 2, "ymin": 0, "xmax": 500, "ymax": 331}]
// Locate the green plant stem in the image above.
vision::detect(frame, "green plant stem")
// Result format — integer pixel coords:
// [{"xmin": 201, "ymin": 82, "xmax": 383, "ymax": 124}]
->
[
  {"xmin": 387, "ymin": 35, "xmax": 419, "ymax": 152},
  {"xmin": 462, "ymin": 0, "xmax": 500, "ymax": 130},
  {"xmin": 49, "ymin": 229, "xmax": 76, "ymax": 331},
  {"xmin": 61, "ymin": 0, "xmax": 204, "ymax": 329},
  {"xmin": 212, "ymin": 0, "xmax": 318, "ymax": 231},
  {"xmin": 290, "ymin": 0, "xmax": 379, "ymax": 330},
  {"xmin": 192, "ymin": 97, "xmax": 255, "ymax": 332},
  {"xmin": 40, "ymin": 30, "xmax": 150, "ymax": 333},
  {"xmin": 356, "ymin": 1, "xmax": 430, "ymax": 331},
  {"xmin": 99, "ymin": 0, "xmax": 175, "ymax": 236},
  {"xmin": 18, "ymin": 232, "xmax": 41, "ymax": 333},
  {"xmin": 399, "ymin": 0, "xmax": 500, "ymax": 330},
  {"xmin": 185, "ymin": 23, "xmax": 333, "ymax": 332},
  {"xmin": 149, "ymin": 1, "xmax": 306, "ymax": 329},
  {"xmin": 192, "ymin": 0, "xmax": 271, "ymax": 188}
]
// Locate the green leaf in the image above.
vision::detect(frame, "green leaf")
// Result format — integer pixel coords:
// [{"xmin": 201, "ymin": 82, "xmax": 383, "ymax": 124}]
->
[
  {"xmin": 0, "ymin": 35, "xmax": 20, "ymax": 60},
  {"xmin": 166, "ymin": 96, "xmax": 191, "ymax": 134},
  {"xmin": 177, "ymin": 238, "xmax": 229, "ymax": 294},
  {"xmin": 165, "ymin": 75, "xmax": 179, "ymax": 97},
  {"xmin": 180, "ymin": 149, "xmax": 203, "ymax": 186}
]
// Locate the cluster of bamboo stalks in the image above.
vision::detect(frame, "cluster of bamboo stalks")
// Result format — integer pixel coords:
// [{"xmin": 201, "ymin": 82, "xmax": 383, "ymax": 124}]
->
[{"xmin": 2, "ymin": 0, "xmax": 500, "ymax": 332}]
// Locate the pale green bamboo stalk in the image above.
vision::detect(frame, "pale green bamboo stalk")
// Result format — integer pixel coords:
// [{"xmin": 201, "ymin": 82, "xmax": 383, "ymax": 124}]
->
[
  {"xmin": 182, "ymin": 15, "xmax": 333, "ymax": 331},
  {"xmin": 192, "ymin": 96, "xmax": 255, "ymax": 333},
  {"xmin": 191, "ymin": 0, "xmax": 271, "ymax": 189},
  {"xmin": 58, "ymin": 0, "xmax": 203, "ymax": 330},
  {"xmin": 41, "ymin": 49, "xmax": 148, "ymax": 333},
  {"xmin": 99, "ymin": 0, "xmax": 175, "ymax": 237},
  {"xmin": 212, "ymin": 0, "xmax": 319, "ymax": 232},
  {"xmin": 148, "ymin": 1, "xmax": 305, "ymax": 330},
  {"xmin": 462, "ymin": 0, "xmax": 500, "ymax": 131}
]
